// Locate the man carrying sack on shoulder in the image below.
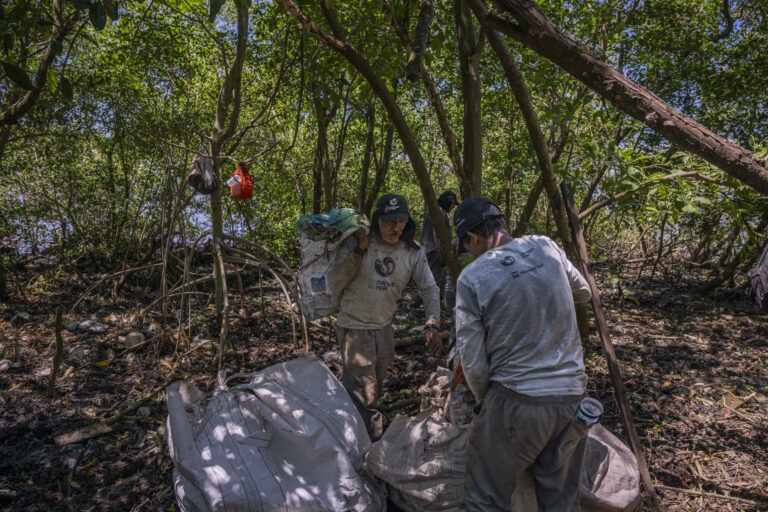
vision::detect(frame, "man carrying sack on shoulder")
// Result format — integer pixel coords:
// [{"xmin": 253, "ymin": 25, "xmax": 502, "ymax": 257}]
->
[{"xmin": 328, "ymin": 193, "xmax": 442, "ymax": 441}]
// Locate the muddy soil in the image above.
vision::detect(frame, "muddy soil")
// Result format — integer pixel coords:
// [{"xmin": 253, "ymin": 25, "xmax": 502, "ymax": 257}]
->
[{"xmin": 0, "ymin": 263, "xmax": 766, "ymax": 511}]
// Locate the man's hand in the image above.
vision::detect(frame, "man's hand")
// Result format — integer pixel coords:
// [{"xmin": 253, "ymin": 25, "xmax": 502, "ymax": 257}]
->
[
  {"xmin": 353, "ymin": 228, "xmax": 369, "ymax": 251},
  {"xmin": 425, "ymin": 325, "xmax": 442, "ymax": 356}
]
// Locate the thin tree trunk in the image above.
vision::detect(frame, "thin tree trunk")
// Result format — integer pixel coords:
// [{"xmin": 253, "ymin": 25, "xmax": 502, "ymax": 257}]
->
[
  {"xmin": 364, "ymin": 123, "xmax": 394, "ymax": 218},
  {"xmin": 377, "ymin": 0, "xmax": 465, "ymax": 190},
  {"xmin": 278, "ymin": 0, "xmax": 458, "ymax": 280},
  {"xmin": 209, "ymin": 1, "xmax": 249, "ymax": 323},
  {"xmin": 454, "ymin": 0, "xmax": 484, "ymax": 196},
  {"xmin": 649, "ymin": 213, "xmax": 669, "ymax": 281},
  {"xmin": 470, "ymin": 0, "xmax": 590, "ymax": 341},
  {"xmin": 358, "ymin": 106, "xmax": 375, "ymax": 212},
  {"xmin": 479, "ymin": 0, "xmax": 768, "ymax": 195}
]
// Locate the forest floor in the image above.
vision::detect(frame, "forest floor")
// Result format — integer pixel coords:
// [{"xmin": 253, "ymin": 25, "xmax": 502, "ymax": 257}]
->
[{"xmin": 0, "ymin": 256, "xmax": 766, "ymax": 512}]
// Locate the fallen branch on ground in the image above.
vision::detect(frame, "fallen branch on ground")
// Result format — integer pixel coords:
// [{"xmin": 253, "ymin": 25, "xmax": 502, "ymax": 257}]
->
[
  {"xmin": 395, "ymin": 331, "xmax": 449, "ymax": 348},
  {"xmin": 54, "ymin": 372, "xmax": 180, "ymax": 447},
  {"xmin": 656, "ymin": 484, "xmax": 768, "ymax": 509},
  {"xmin": 381, "ymin": 397, "xmax": 421, "ymax": 412}
]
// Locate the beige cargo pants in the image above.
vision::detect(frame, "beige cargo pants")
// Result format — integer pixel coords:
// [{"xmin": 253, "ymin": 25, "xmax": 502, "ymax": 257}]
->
[
  {"xmin": 465, "ymin": 383, "xmax": 588, "ymax": 511},
  {"xmin": 336, "ymin": 325, "xmax": 395, "ymax": 441}
]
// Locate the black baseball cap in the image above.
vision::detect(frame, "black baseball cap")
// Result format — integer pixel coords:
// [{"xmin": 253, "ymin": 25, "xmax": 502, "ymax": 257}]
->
[
  {"xmin": 453, "ymin": 197, "xmax": 504, "ymax": 242},
  {"xmin": 437, "ymin": 190, "xmax": 460, "ymax": 210},
  {"xmin": 375, "ymin": 193, "xmax": 410, "ymax": 222}
]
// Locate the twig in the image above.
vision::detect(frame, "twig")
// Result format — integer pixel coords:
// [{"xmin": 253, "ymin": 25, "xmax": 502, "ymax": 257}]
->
[
  {"xmin": 215, "ymin": 243, "xmax": 230, "ymax": 371},
  {"xmin": 47, "ymin": 307, "xmax": 64, "ymax": 398},
  {"xmin": 221, "ymin": 249, "xmax": 298, "ymax": 346},
  {"xmin": 71, "ymin": 262, "xmax": 163, "ymax": 312},
  {"xmin": 656, "ymin": 484, "xmax": 768, "ymax": 508},
  {"xmin": 381, "ymin": 397, "xmax": 420, "ymax": 412},
  {"xmin": 395, "ymin": 331, "xmax": 449, "ymax": 348},
  {"xmin": 54, "ymin": 373, "xmax": 180, "ymax": 446}
]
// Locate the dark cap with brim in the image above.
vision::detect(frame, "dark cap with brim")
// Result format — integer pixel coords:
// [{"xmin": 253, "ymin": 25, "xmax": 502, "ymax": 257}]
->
[
  {"xmin": 380, "ymin": 212, "xmax": 409, "ymax": 222},
  {"xmin": 375, "ymin": 193, "xmax": 410, "ymax": 222},
  {"xmin": 453, "ymin": 197, "xmax": 504, "ymax": 250}
]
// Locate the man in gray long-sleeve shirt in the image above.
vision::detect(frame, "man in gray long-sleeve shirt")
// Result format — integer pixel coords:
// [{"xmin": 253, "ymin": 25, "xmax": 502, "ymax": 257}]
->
[
  {"xmin": 328, "ymin": 193, "xmax": 441, "ymax": 440},
  {"xmin": 453, "ymin": 197, "xmax": 592, "ymax": 511}
]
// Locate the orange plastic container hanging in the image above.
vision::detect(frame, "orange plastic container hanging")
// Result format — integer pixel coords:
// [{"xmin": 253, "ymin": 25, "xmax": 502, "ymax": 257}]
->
[{"xmin": 227, "ymin": 162, "xmax": 253, "ymax": 200}]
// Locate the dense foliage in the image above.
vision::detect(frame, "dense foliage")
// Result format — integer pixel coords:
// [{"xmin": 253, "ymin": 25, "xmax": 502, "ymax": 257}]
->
[{"xmin": 1, "ymin": 0, "xmax": 766, "ymax": 288}]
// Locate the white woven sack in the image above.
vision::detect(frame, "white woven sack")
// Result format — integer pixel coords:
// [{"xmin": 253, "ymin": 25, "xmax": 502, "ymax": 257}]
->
[
  {"xmin": 297, "ymin": 225, "xmax": 362, "ymax": 320},
  {"xmin": 166, "ymin": 356, "xmax": 387, "ymax": 512}
]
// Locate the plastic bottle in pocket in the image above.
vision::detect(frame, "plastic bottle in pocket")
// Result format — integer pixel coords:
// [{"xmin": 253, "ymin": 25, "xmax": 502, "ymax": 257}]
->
[{"xmin": 575, "ymin": 397, "xmax": 603, "ymax": 426}]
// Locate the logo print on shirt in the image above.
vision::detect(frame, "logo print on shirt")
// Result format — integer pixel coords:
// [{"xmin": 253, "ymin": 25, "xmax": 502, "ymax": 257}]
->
[
  {"xmin": 375, "ymin": 256, "xmax": 396, "ymax": 277},
  {"xmin": 501, "ymin": 255, "xmax": 516, "ymax": 266}
]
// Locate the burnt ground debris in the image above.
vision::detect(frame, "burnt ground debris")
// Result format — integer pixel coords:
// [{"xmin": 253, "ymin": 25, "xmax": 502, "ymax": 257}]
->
[{"xmin": 0, "ymin": 261, "xmax": 766, "ymax": 511}]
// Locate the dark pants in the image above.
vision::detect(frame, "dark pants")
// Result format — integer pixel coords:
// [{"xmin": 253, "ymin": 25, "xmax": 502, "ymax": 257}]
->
[
  {"xmin": 336, "ymin": 325, "xmax": 395, "ymax": 441},
  {"xmin": 465, "ymin": 383, "xmax": 587, "ymax": 511}
]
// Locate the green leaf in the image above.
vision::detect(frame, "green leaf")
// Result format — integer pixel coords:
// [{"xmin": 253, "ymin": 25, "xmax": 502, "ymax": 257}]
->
[
  {"xmin": 1, "ymin": 61, "xmax": 33, "ymax": 90},
  {"xmin": 72, "ymin": 0, "xmax": 92, "ymax": 11},
  {"xmin": 609, "ymin": 273, "xmax": 620, "ymax": 286},
  {"xmin": 51, "ymin": 39, "xmax": 64, "ymax": 55},
  {"xmin": 385, "ymin": 81, "xmax": 394, "ymax": 94},
  {"xmin": 681, "ymin": 204, "xmax": 700, "ymax": 214},
  {"xmin": 102, "ymin": 0, "xmax": 118, "ymax": 20},
  {"xmin": 89, "ymin": 2, "xmax": 106, "ymax": 29},
  {"xmin": 46, "ymin": 67, "xmax": 57, "ymax": 93},
  {"xmin": 209, "ymin": 0, "xmax": 226, "ymax": 22},
  {"xmin": 693, "ymin": 196, "xmax": 712, "ymax": 205},
  {"xmin": 59, "ymin": 75, "xmax": 73, "ymax": 101}
]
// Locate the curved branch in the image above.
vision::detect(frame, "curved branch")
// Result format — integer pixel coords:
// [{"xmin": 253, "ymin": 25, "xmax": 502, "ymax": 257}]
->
[
  {"xmin": 0, "ymin": 4, "xmax": 80, "ymax": 126},
  {"xmin": 578, "ymin": 171, "xmax": 721, "ymax": 220}
]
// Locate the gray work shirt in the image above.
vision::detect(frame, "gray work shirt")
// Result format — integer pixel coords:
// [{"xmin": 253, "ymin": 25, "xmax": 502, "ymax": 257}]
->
[
  {"xmin": 328, "ymin": 235, "xmax": 440, "ymax": 330},
  {"xmin": 420, "ymin": 207, "xmax": 452, "ymax": 259},
  {"xmin": 455, "ymin": 235, "xmax": 592, "ymax": 401}
]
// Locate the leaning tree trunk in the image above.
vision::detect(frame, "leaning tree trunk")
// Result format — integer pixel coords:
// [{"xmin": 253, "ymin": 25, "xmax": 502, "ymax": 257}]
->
[
  {"xmin": 470, "ymin": 0, "xmax": 590, "ymax": 342},
  {"xmin": 481, "ymin": 0, "xmax": 768, "ymax": 195}
]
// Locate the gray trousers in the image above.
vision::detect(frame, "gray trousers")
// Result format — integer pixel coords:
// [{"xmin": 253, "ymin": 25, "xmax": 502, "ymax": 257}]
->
[
  {"xmin": 465, "ymin": 383, "xmax": 587, "ymax": 511},
  {"xmin": 336, "ymin": 325, "xmax": 395, "ymax": 441}
]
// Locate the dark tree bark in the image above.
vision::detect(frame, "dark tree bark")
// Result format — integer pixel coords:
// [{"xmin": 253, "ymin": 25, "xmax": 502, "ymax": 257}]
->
[
  {"xmin": 480, "ymin": 0, "xmax": 768, "ymax": 195},
  {"xmin": 406, "ymin": 0, "xmax": 435, "ymax": 81},
  {"xmin": 513, "ymin": 121, "xmax": 571, "ymax": 237},
  {"xmin": 358, "ymin": 107, "xmax": 375, "ymax": 213},
  {"xmin": 363, "ymin": 123, "xmax": 394, "ymax": 218},
  {"xmin": 377, "ymin": 0, "xmax": 466, "ymax": 192},
  {"xmin": 312, "ymin": 93, "xmax": 335, "ymax": 213},
  {"xmin": 454, "ymin": 0, "xmax": 484, "ymax": 196}
]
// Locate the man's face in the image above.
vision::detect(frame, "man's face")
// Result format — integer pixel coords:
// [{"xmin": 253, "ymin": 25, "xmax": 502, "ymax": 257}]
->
[
  {"xmin": 378, "ymin": 218, "xmax": 406, "ymax": 244},
  {"xmin": 448, "ymin": 200, "xmax": 457, "ymax": 212}
]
